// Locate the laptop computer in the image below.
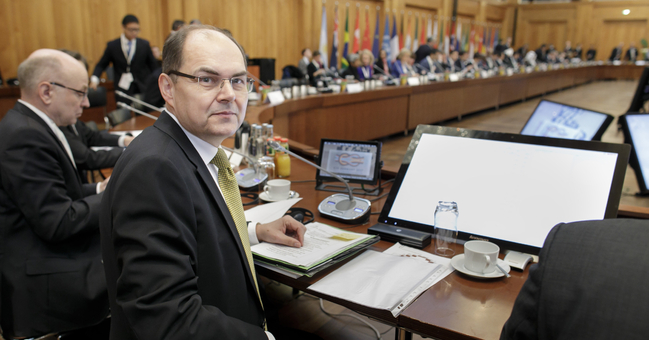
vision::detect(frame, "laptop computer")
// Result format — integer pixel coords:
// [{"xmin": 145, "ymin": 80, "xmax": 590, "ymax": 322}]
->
[
  {"xmin": 521, "ymin": 100, "xmax": 614, "ymax": 141},
  {"xmin": 372, "ymin": 125, "xmax": 630, "ymax": 255},
  {"xmin": 620, "ymin": 113, "xmax": 649, "ymax": 195}
]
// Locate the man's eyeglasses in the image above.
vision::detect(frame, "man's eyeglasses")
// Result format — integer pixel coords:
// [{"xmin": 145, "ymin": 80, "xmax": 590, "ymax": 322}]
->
[
  {"xmin": 168, "ymin": 71, "xmax": 255, "ymax": 93},
  {"xmin": 49, "ymin": 82, "xmax": 88, "ymax": 99}
]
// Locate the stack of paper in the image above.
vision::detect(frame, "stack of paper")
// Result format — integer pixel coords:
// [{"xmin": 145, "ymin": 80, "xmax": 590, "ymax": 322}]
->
[{"xmin": 251, "ymin": 222, "xmax": 379, "ymax": 277}]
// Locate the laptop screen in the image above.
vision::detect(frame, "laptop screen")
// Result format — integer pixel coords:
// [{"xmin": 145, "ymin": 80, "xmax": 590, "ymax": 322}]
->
[
  {"xmin": 379, "ymin": 125, "xmax": 630, "ymax": 254},
  {"xmin": 621, "ymin": 113, "xmax": 649, "ymax": 194},
  {"xmin": 521, "ymin": 100, "xmax": 614, "ymax": 141}
]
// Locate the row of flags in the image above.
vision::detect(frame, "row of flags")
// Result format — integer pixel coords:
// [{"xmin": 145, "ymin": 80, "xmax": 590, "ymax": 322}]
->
[{"xmin": 317, "ymin": 4, "xmax": 503, "ymax": 69}]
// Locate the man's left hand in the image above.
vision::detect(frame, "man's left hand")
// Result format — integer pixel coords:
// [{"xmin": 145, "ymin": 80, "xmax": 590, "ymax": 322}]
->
[{"xmin": 256, "ymin": 215, "xmax": 306, "ymax": 248}]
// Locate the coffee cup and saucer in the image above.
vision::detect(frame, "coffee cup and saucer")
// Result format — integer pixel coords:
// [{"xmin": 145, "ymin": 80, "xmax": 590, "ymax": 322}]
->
[
  {"xmin": 259, "ymin": 179, "xmax": 300, "ymax": 202},
  {"xmin": 451, "ymin": 240, "xmax": 511, "ymax": 279}
]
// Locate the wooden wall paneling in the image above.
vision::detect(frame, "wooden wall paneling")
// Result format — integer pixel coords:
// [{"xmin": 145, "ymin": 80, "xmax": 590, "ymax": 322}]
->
[
  {"xmin": 595, "ymin": 17, "xmax": 648, "ymax": 62},
  {"xmin": 457, "ymin": 0, "xmax": 479, "ymax": 17}
]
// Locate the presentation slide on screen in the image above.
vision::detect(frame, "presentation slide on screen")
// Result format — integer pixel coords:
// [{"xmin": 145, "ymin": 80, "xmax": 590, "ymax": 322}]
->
[
  {"xmin": 626, "ymin": 115, "xmax": 649, "ymax": 187},
  {"xmin": 387, "ymin": 133, "xmax": 618, "ymax": 248},
  {"xmin": 320, "ymin": 142, "xmax": 377, "ymax": 181},
  {"xmin": 521, "ymin": 101, "xmax": 608, "ymax": 140}
]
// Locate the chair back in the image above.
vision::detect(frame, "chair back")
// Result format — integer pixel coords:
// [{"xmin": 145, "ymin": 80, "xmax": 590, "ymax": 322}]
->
[
  {"xmin": 87, "ymin": 87, "xmax": 107, "ymax": 108},
  {"xmin": 107, "ymin": 108, "xmax": 132, "ymax": 127}
]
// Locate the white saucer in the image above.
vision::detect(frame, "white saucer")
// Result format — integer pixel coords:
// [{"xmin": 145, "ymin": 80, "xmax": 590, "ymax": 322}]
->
[
  {"xmin": 259, "ymin": 191, "xmax": 300, "ymax": 202},
  {"xmin": 451, "ymin": 254, "xmax": 511, "ymax": 279}
]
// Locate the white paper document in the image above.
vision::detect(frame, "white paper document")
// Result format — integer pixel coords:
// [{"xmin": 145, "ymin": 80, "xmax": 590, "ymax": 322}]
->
[
  {"xmin": 244, "ymin": 198, "xmax": 302, "ymax": 224},
  {"xmin": 251, "ymin": 222, "xmax": 374, "ymax": 268},
  {"xmin": 308, "ymin": 243, "xmax": 454, "ymax": 317},
  {"xmin": 110, "ymin": 130, "xmax": 143, "ymax": 137}
]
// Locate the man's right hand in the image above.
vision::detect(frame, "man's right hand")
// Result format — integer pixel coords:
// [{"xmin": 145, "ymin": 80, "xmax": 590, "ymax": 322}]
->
[
  {"xmin": 99, "ymin": 176, "xmax": 111, "ymax": 193},
  {"xmin": 89, "ymin": 82, "xmax": 98, "ymax": 90}
]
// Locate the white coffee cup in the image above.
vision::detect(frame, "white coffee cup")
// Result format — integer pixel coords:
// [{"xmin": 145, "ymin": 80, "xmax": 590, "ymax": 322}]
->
[
  {"xmin": 463, "ymin": 240, "xmax": 499, "ymax": 274},
  {"xmin": 263, "ymin": 179, "xmax": 291, "ymax": 200}
]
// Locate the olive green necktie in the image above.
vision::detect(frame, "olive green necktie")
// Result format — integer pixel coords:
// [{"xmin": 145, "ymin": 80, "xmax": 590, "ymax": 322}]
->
[{"xmin": 210, "ymin": 148, "xmax": 264, "ymax": 310}]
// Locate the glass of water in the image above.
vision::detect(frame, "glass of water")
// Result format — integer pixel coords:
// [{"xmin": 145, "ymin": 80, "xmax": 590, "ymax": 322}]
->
[{"xmin": 434, "ymin": 201, "xmax": 458, "ymax": 257}]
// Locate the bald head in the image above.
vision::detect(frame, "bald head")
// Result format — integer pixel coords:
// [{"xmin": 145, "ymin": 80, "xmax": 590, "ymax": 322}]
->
[{"xmin": 18, "ymin": 49, "xmax": 86, "ymax": 95}]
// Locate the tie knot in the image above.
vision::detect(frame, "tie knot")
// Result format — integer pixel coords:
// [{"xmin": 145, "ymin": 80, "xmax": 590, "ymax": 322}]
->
[{"xmin": 210, "ymin": 148, "xmax": 231, "ymax": 171}]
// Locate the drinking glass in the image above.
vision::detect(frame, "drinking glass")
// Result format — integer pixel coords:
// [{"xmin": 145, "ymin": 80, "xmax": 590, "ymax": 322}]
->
[{"xmin": 434, "ymin": 201, "xmax": 458, "ymax": 257}]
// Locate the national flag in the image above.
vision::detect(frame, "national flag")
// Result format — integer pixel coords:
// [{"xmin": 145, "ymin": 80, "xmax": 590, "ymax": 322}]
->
[
  {"xmin": 463, "ymin": 23, "xmax": 470, "ymax": 52},
  {"xmin": 330, "ymin": 4, "xmax": 339, "ymax": 69},
  {"xmin": 430, "ymin": 17, "xmax": 436, "ymax": 47},
  {"xmin": 399, "ymin": 12, "xmax": 404, "ymax": 50},
  {"xmin": 382, "ymin": 11, "xmax": 391, "ymax": 57},
  {"xmin": 342, "ymin": 7, "xmax": 350, "ymax": 68},
  {"xmin": 318, "ymin": 5, "xmax": 328, "ymax": 69},
  {"xmin": 362, "ymin": 8, "xmax": 371, "ymax": 51},
  {"xmin": 372, "ymin": 11, "xmax": 380, "ymax": 58},
  {"xmin": 469, "ymin": 24, "xmax": 475, "ymax": 58},
  {"xmin": 455, "ymin": 20, "xmax": 462, "ymax": 52},
  {"xmin": 477, "ymin": 25, "xmax": 483, "ymax": 54},
  {"xmin": 412, "ymin": 15, "xmax": 419, "ymax": 52},
  {"xmin": 420, "ymin": 16, "xmax": 426, "ymax": 46},
  {"xmin": 390, "ymin": 13, "xmax": 399, "ymax": 61},
  {"xmin": 352, "ymin": 7, "xmax": 360, "ymax": 53},
  {"xmin": 493, "ymin": 27, "xmax": 499, "ymax": 50},
  {"xmin": 444, "ymin": 19, "xmax": 450, "ymax": 56},
  {"xmin": 485, "ymin": 26, "xmax": 491, "ymax": 51},
  {"xmin": 405, "ymin": 14, "xmax": 412, "ymax": 50}
]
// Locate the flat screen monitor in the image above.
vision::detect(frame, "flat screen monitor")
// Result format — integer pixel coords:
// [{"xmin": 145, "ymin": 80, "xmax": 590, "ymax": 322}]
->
[
  {"xmin": 378, "ymin": 125, "xmax": 630, "ymax": 255},
  {"xmin": 521, "ymin": 100, "xmax": 614, "ymax": 141},
  {"xmin": 620, "ymin": 113, "xmax": 649, "ymax": 195},
  {"xmin": 316, "ymin": 138, "xmax": 381, "ymax": 185},
  {"xmin": 627, "ymin": 67, "xmax": 649, "ymax": 113}
]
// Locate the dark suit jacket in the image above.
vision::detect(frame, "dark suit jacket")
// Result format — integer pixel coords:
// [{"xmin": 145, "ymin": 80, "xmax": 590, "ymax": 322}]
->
[
  {"xmin": 307, "ymin": 61, "xmax": 325, "ymax": 86},
  {"xmin": 625, "ymin": 47, "xmax": 639, "ymax": 61},
  {"xmin": 415, "ymin": 44, "xmax": 432, "ymax": 63},
  {"xmin": 341, "ymin": 65, "xmax": 361, "ymax": 81},
  {"xmin": 586, "ymin": 49, "xmax": 597, "ymax": 61},
  {"xmin": 61, "ymin": 120, "xmax": 123, "ymax": 177},
  {"xmin": 92, "ymin": 37, "xmax": 158, "ymax": 93},
  {"xmin": 0, "ymin": 102, "xmax": 108, "ymax": 337},
  {"xmin": 500, "ymin": 219, "xmax": 649, "ymax": 340},
  {"xmin": 100, "ymin": 111, "xmax": 266, "ymax": 340},
  {"xmin": 418, "ymin": 58, "xmax": 443, "ymax": 74},
  {"xmin": 609, "ymin": 47, "xmax": 623, "ymax": 61}
]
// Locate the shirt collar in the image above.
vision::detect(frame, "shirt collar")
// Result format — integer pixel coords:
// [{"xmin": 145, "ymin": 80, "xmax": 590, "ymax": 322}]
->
[
  {"xmin": 18, "ymin": 99, "xmax": 61, "ymax": 133},
  {"xmin": 165, "ymin": 110, "xmax": 219, "ymax": 166},
  {"xmin": 120, "ymin": 33, "xmax": 135, "ymax": 44}
]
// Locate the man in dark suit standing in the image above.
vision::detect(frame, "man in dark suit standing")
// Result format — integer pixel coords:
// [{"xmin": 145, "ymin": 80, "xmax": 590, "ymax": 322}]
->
[
  {"xmin": 415, "ymin": 37, "xmax": 435, "ymax": 63},
  {"xmin": 500, "ymin": 219, "xmax": 649, "ymax": 339},
  {"xmin": 101, "ymin": 25, "xmax": 307, "ymax": 339},
  {"xmin": 625, "ymin": 42, "xmax": 639, "ymax": 61},
  {"xmin": 609, "ymin": 42, "xmax": 624, "ymax": 61},
  {"xmin": 90, "ymin": 15, "xmax": 158, "ymax": 102},
  {"xmin": 0, "ymin": 49, "xmax": 109, "ymax": 339},
  {"xmin": 60, "ymin": 120, "xmax": 134, "ymax": 182}
]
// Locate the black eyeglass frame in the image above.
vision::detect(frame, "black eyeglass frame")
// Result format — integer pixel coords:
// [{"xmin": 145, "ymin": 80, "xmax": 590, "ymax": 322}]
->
[
  {"xmin": 49, "ymin": 82, "xmax": 88, "ymax": 98},
  {"xmin": 167, "ymin": 70, "xmax": 255, "ymax": 93}
]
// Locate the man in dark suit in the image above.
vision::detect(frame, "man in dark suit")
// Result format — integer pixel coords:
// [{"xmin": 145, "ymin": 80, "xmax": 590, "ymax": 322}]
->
[
  {"xmin": 100, "ymin": 25, "xmax": 307, "ymax": 339},
  {"xmin": 625, "ymin": 42, "xmax": 639, "ymax": 61},
  {"xmin": 535, "ymin": 44, "xmax": 548, "ymax": 63},
  {"xmin": 0, "ymin": 49, "xmax": 109, "ymax": 338},
  {"xmin": 609, "ymin": 42, "xmax": 624, "ymax": 61},
  {"xmin": 415, "ymin": 37, "xmax": 435, "ymax": 63},
  {"xmin": 90, "ymin": 14, "xmax": 158, "ymax": 101},
  {"xmin": 586, "ymin": 44, "xmax": 597, "ymax": 61},
  {"xmin": 60, "ymin": 120, "xmax": 134, "ymax": 182},
  {"xmin": 307, "ymin": 50, "xmax": 327, "ymax": 86},
  {"xmin": 419, "ymin": 48, "xmax": 444, "ymax": 73},
  {"xmin": 500, "ymin": 219, "xmax": 649, "ymax": 339}
]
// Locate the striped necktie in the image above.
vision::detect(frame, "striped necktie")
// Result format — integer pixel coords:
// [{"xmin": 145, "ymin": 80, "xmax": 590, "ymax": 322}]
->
[{"xmin": 210, "ymin": 148, "xmax": 264, "ymax": 311}]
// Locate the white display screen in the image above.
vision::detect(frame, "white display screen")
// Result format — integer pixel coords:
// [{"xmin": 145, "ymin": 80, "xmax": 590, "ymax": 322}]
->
[
  {"xmin": 626, "ymin": 115, "xmax": 649, "ymax": 189},
  {"xmin": 387, "ymin": 133, "xmax": 619, "ymax": 249},
  {"xmin": 319, "ymin": 141, "xmax": 379, "ymax": 182},
  {"xmin": 521, "ymin": 101, "xmax": 610, "ymax": 140}
]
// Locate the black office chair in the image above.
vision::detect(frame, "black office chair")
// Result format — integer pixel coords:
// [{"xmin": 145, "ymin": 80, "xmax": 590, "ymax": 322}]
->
[
  {"xmin": 106, "ymin": 108, "xmax": 132, "ymax": 127},
  {"xmin": 282, "ymin": 65, "xmax": 304, "ymax": 79},
  {"xmin": 84, "ymin": 120, "xmax": 99, "ymax": 132}
]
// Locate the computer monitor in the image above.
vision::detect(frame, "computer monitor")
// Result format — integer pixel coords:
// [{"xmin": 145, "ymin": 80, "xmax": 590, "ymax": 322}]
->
[
  {"xmin": 521, "ymin": 100, "xmax": 614, "ymax": 141},
  {"xmin": 620, "ymin": 113, "xmax": 649, "ymax": 195},
  {"xmin": 627, "ymin": 67, "xmax": 649, "ymax": 113},
  {"xmin": 377, "ymin": 125, "xmax": 630, "ymax": 255},
  {"xmin": 316, "ymin": 138, "xmax": 381, "ymax": 186}
]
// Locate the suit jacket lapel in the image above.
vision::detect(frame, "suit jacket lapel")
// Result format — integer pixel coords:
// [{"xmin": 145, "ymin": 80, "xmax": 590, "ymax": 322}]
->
[{"xmin": 153, "ymin": 112, "xmax": 259, "ymax": 293}]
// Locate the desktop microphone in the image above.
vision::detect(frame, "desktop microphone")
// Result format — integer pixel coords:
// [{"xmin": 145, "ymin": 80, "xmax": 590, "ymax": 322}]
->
[
  {"xmin": 247, "ymin": 71, "xmax": 268, "ymax": 87},
  {"xmin": 116, "ymin": 102, "xmax": 159, "ymax": 120},
  {"xmin": 412, "ymin": 63, "xmax": 429, "ymax": 74},
  {"xmin": 115, "ymin": 90, "xmax": 164, "ymax": 112},
  {"xmin": 373, "ymin": 64, "xmax": 397, "ymax": 85},
  {"xmin": 268, "ymin": 141, "xmax": 372, "ymax": 224},
  {"xmin": 220, "ymin": 146, "xmax": 269, "ymax": 189}
]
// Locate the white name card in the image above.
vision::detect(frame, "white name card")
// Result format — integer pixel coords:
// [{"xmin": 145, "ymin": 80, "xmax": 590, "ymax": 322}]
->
[
  {"xmin": 407, "ymin": 77, "xmax": 421, "ymax": 86},
  {"xmin": 449, "ymin": 74, "xmax": 460, "ymax": 82},
  {"xmin": 265, "ymin": 91, "xmax": 285, "ymax": 104},
  {"xmin": 346, "ymin": 83, "xmax": 364, "ymax": 93}
]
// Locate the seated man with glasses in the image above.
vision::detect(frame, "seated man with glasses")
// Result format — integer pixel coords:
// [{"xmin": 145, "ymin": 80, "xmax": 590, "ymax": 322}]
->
[
  {"xmin": 90, "ymin": 14, "xmax": 158, "ymax": 104},
  {"xmin": 100, "ymin": 25, "xmax": 314, "ymax": 339},
  {"xmin": 0, "ymin": 49, "xmax": 110, "ymax": 339}
]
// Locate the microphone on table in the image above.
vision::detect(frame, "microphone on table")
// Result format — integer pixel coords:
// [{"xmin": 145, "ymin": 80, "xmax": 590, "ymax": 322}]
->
[
  {"xmin": 268, "ymin": 141, "xmax": 371, "ymax": 224},
  {"xmin": 115, "ymin": 90, "xmax": 164, "ymax": 112},
  {"xmin": 116, "ymin": 102, "xmax": 159, "ymax": 121},
  {"xmin": 412, "ymin": 63, "xmax": 429, "ymax": 74},
  {"xmin": 373, "ymin": 64, "xmax": 397, "ymax": 85},
  {"xmin": 220, "ymin": 146, "xmax": 268, "ymax": 189}
]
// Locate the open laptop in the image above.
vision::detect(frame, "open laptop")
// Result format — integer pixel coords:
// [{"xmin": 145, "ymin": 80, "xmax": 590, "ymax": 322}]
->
[
  {"xmin": 620, "ymin": 113, "xmax": 649, "ymax": 195},
  {"xmin": 373, "ymin": 125, "xmax": 630, "ymax": 255},
  {"xmin": 521, "ymin": 100, "xmax": 614, "ymax": 141}
]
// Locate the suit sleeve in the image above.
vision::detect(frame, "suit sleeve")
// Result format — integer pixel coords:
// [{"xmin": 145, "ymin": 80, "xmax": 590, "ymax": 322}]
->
[
  {"xmin": 106, "ymin": 154, "xmax": 267, "ymax": 340},
  {"xmin": 143, "ymin": 41, "xmax": 159, "ymax": 75},
  {"xmin": 64, "ymin": 125, "xmax": 123, "ymax": 170},
  {"xmin": 500, "ymin": 223, "xmax": 563, "ymax": 340},
  {"xmin": 93, "ymin": 43, "xmax": 114, "ymax": 78},
  {"xmin": 0, "ymin": 126, "xmax": 101, "ymax": 243}
]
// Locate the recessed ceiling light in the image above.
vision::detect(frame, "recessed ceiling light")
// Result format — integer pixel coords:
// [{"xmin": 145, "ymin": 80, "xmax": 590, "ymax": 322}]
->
[{"xmin": 623, "ymin": 9, "xmax": 631, "ymax": 15}]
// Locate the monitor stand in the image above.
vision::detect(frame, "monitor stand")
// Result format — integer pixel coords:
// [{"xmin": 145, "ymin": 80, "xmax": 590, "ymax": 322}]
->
[{"xmin": 316, "ymin": 181, "xmax": 382, "ymax": 196}]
